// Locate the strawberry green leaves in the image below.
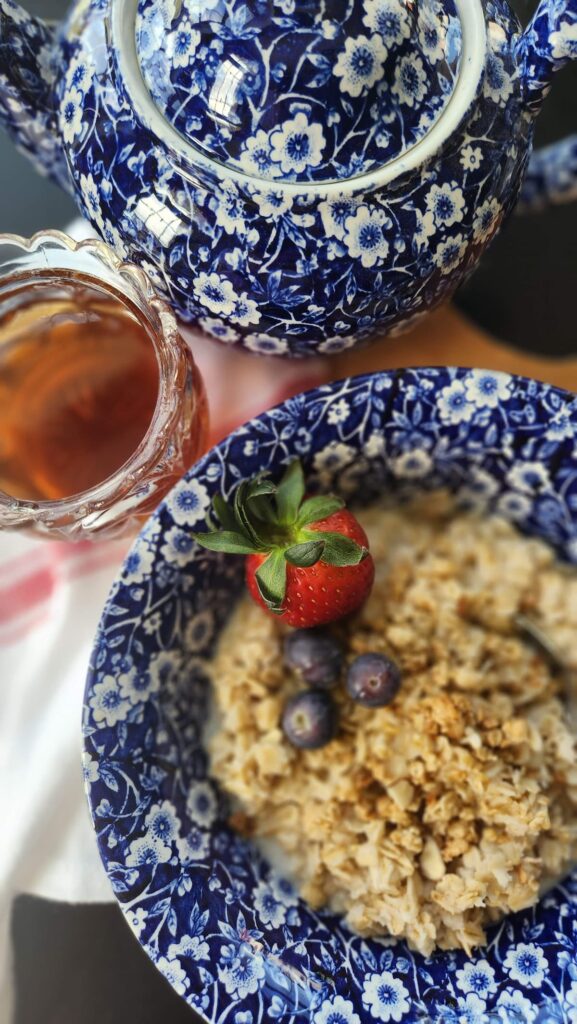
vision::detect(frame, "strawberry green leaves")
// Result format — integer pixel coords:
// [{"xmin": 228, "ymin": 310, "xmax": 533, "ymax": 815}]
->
[
  {"xmin": 296, "ymin": 495, "xmax": 344, "ymax": 527},
  {"xmin": 192, "ymin": 460, "xmax": 369, "ymax": 597},
  {"xmin": 275, "ymin": 459, "xmax": 306, "ymax": 524},
  {"xmin": 191, "ymin": 531, "xmax": 258, "ymax": 555},
  {"xmin": 193, "ymin": 460, "xmax": 375, "ymax": 627},
  {"xmin": 254, "ymin": 550, "xmax": 287, "ymax": 613},
  {"xmin": 285, "ymin": 540, "xmax": 326, "ymax": 567},
  {"xmin": 312, "ymin": 531, "xmax": 367, "ymax": 566},
  {"xmin": 211, "ymin": 494, "xmax": 237, "ymax": 531}
]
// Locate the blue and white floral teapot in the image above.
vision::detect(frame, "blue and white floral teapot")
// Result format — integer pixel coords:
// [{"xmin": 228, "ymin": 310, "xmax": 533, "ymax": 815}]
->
[{"xmin": 1, "ymin": 0, "xmax": 576, "ymax": 357}]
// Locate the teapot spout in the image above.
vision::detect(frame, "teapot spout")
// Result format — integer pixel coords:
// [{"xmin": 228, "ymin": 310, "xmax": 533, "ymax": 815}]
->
[
  {"xmin": 516, "ymin": 0, "xmax": 577, "ymax": 117},
  {"xmin": 0, "ymin": 2, "xmax": 71, "ymax": 191}
]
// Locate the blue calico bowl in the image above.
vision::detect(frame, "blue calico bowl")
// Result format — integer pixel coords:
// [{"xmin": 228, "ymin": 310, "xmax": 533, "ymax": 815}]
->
[{"xmin": 84, "ymin": 369, "xmax": 577, "ymax": 1023}]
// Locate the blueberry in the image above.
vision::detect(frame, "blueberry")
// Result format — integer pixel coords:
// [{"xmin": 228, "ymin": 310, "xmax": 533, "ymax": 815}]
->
[
  {"xmin": 283, "ymin": 628, "xmax": 343, "ymax": 688},
  {"xmin": 346, "ymin": 652, "xmax": 401, "ymax": 708},
  {"xmin": 281, "ymin": 690, "xmax": 338, "ymax": 749}
]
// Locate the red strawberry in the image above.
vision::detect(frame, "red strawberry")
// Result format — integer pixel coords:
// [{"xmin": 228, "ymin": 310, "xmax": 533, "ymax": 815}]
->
[
  {"xmin": 193, "ymin": 460, "xmax": 375, "ymax": 628},
  {"xmin": 246, "ymin": 508, "xmax": 374, "ymax": 627}
]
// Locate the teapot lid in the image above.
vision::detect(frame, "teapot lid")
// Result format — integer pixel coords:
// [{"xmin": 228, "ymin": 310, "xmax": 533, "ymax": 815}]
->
[{"xmin": 135, "ymin": 0, "xmax": 463, "ymax": 185}]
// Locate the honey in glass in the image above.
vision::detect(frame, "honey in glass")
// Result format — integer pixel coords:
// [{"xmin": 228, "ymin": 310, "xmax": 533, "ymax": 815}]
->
[
  {"xmin": 0, "ymin": 234, "xmax": 207, "ymax": 540},
  {"xmin": 0, "ymin": 279, "xmax": 161, "ymax": 502}
]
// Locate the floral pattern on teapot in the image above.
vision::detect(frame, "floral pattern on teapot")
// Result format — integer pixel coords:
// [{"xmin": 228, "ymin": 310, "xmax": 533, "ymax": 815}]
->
[
  {"xmin": 56, "ymin": 0, "xmax": 528, "ymax": 355},
  {"xmin": 135, "ymin": 0, "xmax": 463, "ymax": 184},
  {"xmin": 0, "ymin": 0, "xmax": 577, "ymax": 355}
]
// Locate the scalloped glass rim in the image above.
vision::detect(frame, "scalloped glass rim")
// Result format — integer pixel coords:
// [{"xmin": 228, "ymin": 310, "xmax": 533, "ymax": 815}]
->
[
  {"xmin": 0, "ymin": 229, "xmax": 185, "ymax": 515},
  {"xmin": 114, "ymin": 0, "xmax": 487, "ymax": 197}
]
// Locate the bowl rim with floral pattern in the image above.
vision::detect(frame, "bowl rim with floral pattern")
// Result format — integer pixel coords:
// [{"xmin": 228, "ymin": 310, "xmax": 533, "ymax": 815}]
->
[{"xmin": 83, "ymin": 368, "xmax": 577, "ymax": 1024}]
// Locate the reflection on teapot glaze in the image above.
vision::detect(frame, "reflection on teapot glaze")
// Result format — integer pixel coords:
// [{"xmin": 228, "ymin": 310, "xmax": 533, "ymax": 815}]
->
[
  {"xmin": 0, "ymin": 0, "xmax": 577, "ymax": 356},
  {"xmin": 135, "ymin": 0, "xmax": 464, "ymax": 184}
]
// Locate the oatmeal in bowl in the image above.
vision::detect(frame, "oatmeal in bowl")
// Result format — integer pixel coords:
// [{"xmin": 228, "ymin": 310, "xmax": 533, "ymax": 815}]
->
[
  {"xmin": 84, "ymin": 369, "xmax": 577, "ymax": 1022},
  {"xmin": 209, "ymin": 497, "xmax": 577, "ymax": 957}
]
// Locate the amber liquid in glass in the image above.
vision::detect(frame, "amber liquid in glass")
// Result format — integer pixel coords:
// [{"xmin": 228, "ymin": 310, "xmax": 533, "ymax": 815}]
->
[{"xmin": 0, "ymin": 277, "xmax": 160, "ymax": 502}]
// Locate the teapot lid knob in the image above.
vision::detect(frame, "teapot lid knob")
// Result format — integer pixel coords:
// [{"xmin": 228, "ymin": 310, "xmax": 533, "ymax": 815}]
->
[{"xmin": 135, "ymin": 0, "xmax": 463, "ymax": 184}]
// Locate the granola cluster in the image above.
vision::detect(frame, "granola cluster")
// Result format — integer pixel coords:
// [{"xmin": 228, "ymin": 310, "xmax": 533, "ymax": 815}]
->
[{"xmin": 208, "ymin": 500, "xmax": 577, "ymax": 955}]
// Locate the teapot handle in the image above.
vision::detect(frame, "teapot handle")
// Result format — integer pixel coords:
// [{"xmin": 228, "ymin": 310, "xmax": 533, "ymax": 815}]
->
[
  {"xmin": 516, "ymin": 0, "xmax": 577, "ymax": 210},
  {"xmin": 518, "ymin": 135, "xmax": 577, "ymax": 212}
]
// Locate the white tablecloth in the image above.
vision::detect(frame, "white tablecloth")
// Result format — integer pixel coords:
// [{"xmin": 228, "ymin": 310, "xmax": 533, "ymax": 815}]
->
[{"xmin": 0, "ymin": 534, "xmax": 128, "ymax": 1020}]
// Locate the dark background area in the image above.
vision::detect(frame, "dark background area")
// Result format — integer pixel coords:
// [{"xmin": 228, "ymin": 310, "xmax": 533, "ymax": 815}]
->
[{"xmin": 2, "ymin": 0, "xmax": 576, "ymax": 1021}]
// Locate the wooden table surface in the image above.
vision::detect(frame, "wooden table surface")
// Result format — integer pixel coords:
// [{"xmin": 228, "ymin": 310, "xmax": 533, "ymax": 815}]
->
[{"xmin": 333, "ymin": 304, "xmax": 577, "ymax": 390}]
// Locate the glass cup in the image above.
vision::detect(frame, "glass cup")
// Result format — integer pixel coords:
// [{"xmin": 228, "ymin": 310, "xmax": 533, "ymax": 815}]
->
[{"xmin": 0, "ymin": 231, "xmax": 208, "ymax": 540}]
